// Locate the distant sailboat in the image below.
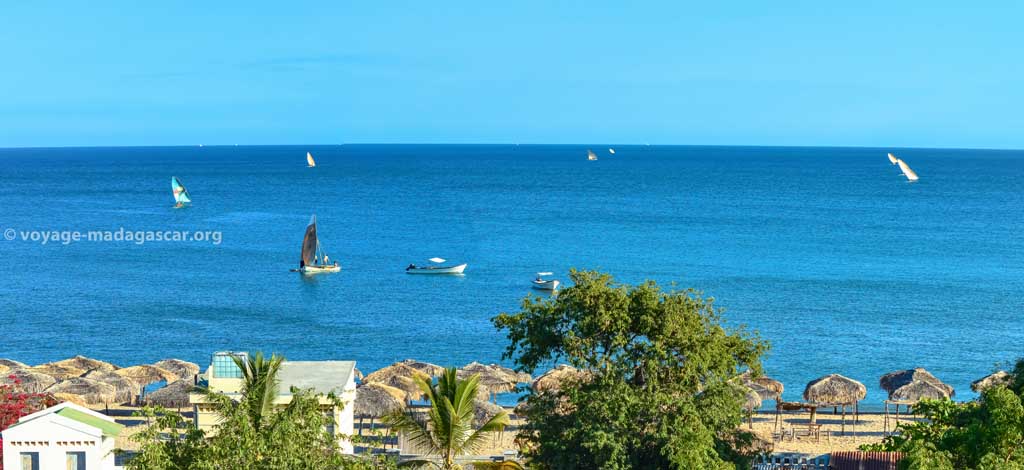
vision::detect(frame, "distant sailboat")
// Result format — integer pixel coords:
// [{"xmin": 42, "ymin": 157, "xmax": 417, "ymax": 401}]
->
[
  {"xmin": 307, "ymin": 152, "xmax": 316, "ymax": 168},
  {"xmin": 294, "ymin": 215, "xmax": 341, "ymax": 274},
  {"xmin": 887, "ymin": 153, "xmax": 898, "ymax": 165},
  {"xmin": 171, "ymin": 176, "xmax": 192, "ymax": 208},
  {"xmin": 608, "ymin": 148, "xmax": 616, "ymax": 155},
  {"xmin": 587, "ymin": 150, "xmax": 598, "ymax": 161},
  {"xmin": 896, "ymin": 159, "xmax": 919, "ymax": 182}
]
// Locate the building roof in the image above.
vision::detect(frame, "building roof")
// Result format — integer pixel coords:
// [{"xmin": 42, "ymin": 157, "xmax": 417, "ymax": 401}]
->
[
  {"xmin": 277, "ymin": 361, "xmax": 356, "ymax": 396},
  {"xmin": 56, "ymin": 407, "xmax": 124, "ymax": 437}
]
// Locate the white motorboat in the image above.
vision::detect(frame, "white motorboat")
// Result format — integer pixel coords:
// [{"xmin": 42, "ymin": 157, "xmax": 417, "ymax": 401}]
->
[
  {"xmin": 532, "ymin": 272, "xmax": 560, "ymax": 291},
  {"xmin": 293, "ymin": 215, "xmax": 341, "ymax": 274},
  {"xmin": 406, "ymin": 257, "xmax": 467, "ymax": 274}
]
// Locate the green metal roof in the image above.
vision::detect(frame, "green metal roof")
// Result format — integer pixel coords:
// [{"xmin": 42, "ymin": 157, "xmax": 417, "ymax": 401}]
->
[{"xmin": 56, "ymin": 407, "xmax": 124, "ymax": 438}]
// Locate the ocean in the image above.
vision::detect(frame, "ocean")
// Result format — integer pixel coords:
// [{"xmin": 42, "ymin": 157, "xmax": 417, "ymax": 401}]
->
[{"xmin": 1, "ymin": 144, "xmax": 1021, "ymax": 406}]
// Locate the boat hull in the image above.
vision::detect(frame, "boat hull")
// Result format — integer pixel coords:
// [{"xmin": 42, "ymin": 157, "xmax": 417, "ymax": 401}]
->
[
  {"xmin": 406, "ymin": 263, "xmax": 467, "ymax": 274},
  {"xmin": 299, "ymin": 265, "xmax": 341, "ymax": 274},
  {"xmin": 532, "ymin": 280, "xmax": 560, "ymax": 290}
]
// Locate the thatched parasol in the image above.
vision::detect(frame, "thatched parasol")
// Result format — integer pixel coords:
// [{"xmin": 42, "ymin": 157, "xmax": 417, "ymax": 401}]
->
[
  {"xmin": 1, "ymin": 368, "xmax": 58, "ymax": 393},
  {"xmin": 153, "ymin": 359, "xmax": 200, "ymax": 381},
  {"xmin": 49, "ymin": 355, "xmax": 119, "ymax": 373},
  {"xmin": 472, "ymin": 399, "xmax": 506, "ymax": 427},
  {"xmin": 27, "ymin": 363, "xmax": 85, "ymax": 380},
  {"xmin": 354, "ymin": 382, "xmax": 406, "ymax": 417},
  {"xmin": 803, "ymin": 374, "xmax": 866, "ymax": 405},
  {"xmin": 45, "ymin": 378, "xmax": 118, "ymax": 405},
  {"xmin": 532, "ymin": 365, "xmax": 591, "ymax": 394},
  {"xmin": 890, "ymin": 380, "xmax": 952, "ymax": 402},
  {"xmin": 880, "ymin": 368, "xmax": 954, "ymax": 398},
  {"xmin": 363, "ymin": 363, "xmax": 431, "ymax": 400},
  {"xmin": 398, "ymin": 359, "xmax": 447, "ymax": 377},
  {"xmin": 0, "ymin": 359, "xmax": 29, "ymax": 373},
  {"xmin": 114, "ymin": 365, "xmax": 179, "ymax": 388},
  {"xmin": 144, "ymin": 379, "xmax": 196, "ymax": 408},
  {"xmin": 82, "ymin": 370, "xmax": 141, "ymax": 404},
  {"xmin": 458, "ymin": 362, "xmax": 525, "ymax": 398},
  {"xmin": 972, "ymin": 371, "xmax": 1012, "ymax": 392}
]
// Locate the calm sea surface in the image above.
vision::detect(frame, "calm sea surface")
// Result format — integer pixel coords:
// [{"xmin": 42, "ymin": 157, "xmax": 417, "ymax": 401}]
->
[{"xmin": 1, "ymin": 145, "xmax": 1021, "ymax": 405}]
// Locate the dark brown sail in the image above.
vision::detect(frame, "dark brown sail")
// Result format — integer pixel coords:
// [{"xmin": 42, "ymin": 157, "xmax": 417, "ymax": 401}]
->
[{"xmin": 300, "ymin": 216, "xmax": 318, "ymax": 267}]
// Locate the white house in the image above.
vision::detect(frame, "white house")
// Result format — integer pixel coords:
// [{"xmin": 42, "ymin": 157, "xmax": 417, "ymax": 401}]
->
[{"xmin": 1, "ymin": 402, "xmax": 124, "ymax": 470}]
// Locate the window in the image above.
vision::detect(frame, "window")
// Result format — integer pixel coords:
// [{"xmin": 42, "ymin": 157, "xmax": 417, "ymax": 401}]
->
[
  {"xmin": 66, "ymin": 451, "xmax": 86, "ymax": 470},
  {"xmin": 20, "ymin": 452, "xmax": 39, "ymax": 470},
  {"xmin": 212, "ymin": 353, "xmax": 244, "ymax": 378}
]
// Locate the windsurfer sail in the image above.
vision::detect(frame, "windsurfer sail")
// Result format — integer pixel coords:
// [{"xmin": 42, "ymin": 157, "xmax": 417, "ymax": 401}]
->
[{"xmin": 171, "ymin": 176, "xmax": 191, "ymax": 208}]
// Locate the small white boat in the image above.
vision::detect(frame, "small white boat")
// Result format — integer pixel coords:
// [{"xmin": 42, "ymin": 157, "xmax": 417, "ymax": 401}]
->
[
  {"xmin": 532, "ymin": 272, "xmax": 560, "ymax": 291},
  {"xmin": 406, "ymin": 258, "xmax": 467, "ymax": 274},
  {"xmin": 293, "ymin": 215, "xmax": 341, "ymax": 274},
  {"xmin": 896, "ymin": 158, "xmax": 919, "ymax": 182},
  {"xmin": 887, "ymin": 152, "xmax": 898, "ymax": 165},
  {"xmin": 307, "ymin": 152, "xmax": 316, "ymax": 168},
  {"xmin": 587, "ymin": 149, "xmax": 598, "ymax": 161}
]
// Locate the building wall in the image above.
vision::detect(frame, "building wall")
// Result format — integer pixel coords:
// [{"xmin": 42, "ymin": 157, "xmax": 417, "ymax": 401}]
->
[{"xmin": 2, "ymin": 419, "xmax": 116, "ymax": 470}]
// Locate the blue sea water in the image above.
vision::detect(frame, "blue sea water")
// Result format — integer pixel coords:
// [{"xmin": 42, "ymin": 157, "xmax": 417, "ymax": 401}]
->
[{"xmin": 0, "ymin": 144, "xmax": 1022, "ymax": 406}]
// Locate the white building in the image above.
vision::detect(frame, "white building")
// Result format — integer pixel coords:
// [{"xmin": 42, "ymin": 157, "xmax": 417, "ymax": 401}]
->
[
  {"xmin": 1, "ymin": 402, "xmax": 124, "ymax": 470},
  {"xmin": 189, "ymin": 352, "xmax": 357, "ymax": 454}
]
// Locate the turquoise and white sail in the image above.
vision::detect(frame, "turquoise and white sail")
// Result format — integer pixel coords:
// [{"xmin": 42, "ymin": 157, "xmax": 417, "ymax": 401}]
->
[{"xmin": 171, "ymin": 176, "xmax": 192, "ymax": 205}]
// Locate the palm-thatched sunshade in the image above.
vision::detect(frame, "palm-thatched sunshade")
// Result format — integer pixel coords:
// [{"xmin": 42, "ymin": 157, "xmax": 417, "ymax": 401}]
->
[
  {"xmin": 803, "ymin": 374, "xmax": 866, "ymax": 436},
  {"xmin": 1, "ymin": 368, "xmax": 58, "ymax": 393},
  {"xmin": 971, "ymin": 371, "xmax": 1012, "ymax": 392},
  {"xmin": 458, "ymin": 362, "xmax": 529, "ymax": 398},
  {"xmin": 532, "ymin": 365, "xmax": 591, "ymax": 394},
  {"xmin": 472, "ymin": 399, "xmax": 507, "ymax": 427},
  {"xmin": 355, "ymin": 382, "xmax": 406, "ymax": 417},
  {"xmin": 144, "ymin": 379, "xmax": 196, "ymax": 408},
  {"xmin": 879, "ymin": 368, "xmax": 954, "ymax": 398},
  {"xmin": 890, "ymin": 380, "xmax": 952, "ymax": 402},
  {"xmin": 397, "ymin": 359, "xmax": 447, "ymax": 378},
  {"xmin": 44, "ymin": 377, "xmax": 118, "ymax": 405},
  {"xmin": 114, "ymin": 365, "xmax": 179, "ymax": 388},
  {"xmin": 363, "ymin": 363, "xmax": 432, "ymax": 400},
  {"xmin": 82, "ymin": 370, "xmax": 140, "ymax": 404},
  {"xmin": 49, "ymin": 355, "xmax": 119, "ymax": 373},
  {"xmin": 27, "ymin": 363, "xmax": 85, "ymax": 380},
  {"xmin": 153, "ymin": 359, "xmax": 200, "ymax": 381}
]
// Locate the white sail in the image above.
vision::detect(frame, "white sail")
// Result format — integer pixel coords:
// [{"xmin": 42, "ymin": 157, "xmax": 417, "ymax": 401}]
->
[
  {"xmin": 307, "ymin": 152, "xmax": 316, "ymax": 167},
  {"xmin": 587, "ymin": 150, "xmax": 598, "ymax": 161},
  {"xmin": 896, "ymin": 159, "xmax": 919, "ymax": 181},
  {"xmin": 887, "ymin": 153, "xmax": 898, "ymax": 165},
  {"xmin": 537, "ymin": 272, "xmax": 553, "ymax": 276},
  {"xmin": 608, "ymin": 148, "xmax": 616, "ymax": 155},
  {"xmin": 428, "ymin": 257, "xmax": 446, "ymax": 263}
]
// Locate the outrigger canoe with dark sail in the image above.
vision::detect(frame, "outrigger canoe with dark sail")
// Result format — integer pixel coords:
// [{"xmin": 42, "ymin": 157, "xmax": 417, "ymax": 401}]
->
[
  {"xmin": 293, "ymin": 215, "xmax": 341, "ymax": 274},
  {"xmin": 171, "ymin": 176, "xmax": 192, "ymax": 208}
]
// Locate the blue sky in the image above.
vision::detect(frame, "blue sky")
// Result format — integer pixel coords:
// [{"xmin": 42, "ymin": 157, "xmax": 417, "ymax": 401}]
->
[{"xmin": 2, "ymin": 1, "xmax": 1022, "ymax": 148}]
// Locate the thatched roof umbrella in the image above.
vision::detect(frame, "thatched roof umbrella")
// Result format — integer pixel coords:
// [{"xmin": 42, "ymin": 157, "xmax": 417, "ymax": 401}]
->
[
  {"xmin": 803, "ymin": 374, "xmax": 866, "ymax": 436},
  {"xmin": 458, "ymin": 362, "xmax": 527, "ymax": 400},
  {"xmin": 363, "ymin": 363, "xmax": 431, "ymax": 401},
  {"xmin": 153, "ymin": 359, "xmax": 200, "ymax": 381},
  {"xmin": 891, "ymin": 380, "xmax": 952, "ymax": 402},
  {"xmin": 398, "ymin": 359, "xmax": 447, "ymax": 377},
  {"xmin": 1, "ymin": 368, "xmax": 58, "ymax": 393},
  {"xmin": 49, "ymin": 355, "xmax": 119, "ymax": 373},
  {"xmin": 532, "ymin": 365, "xmax": 591, "ymax": 394},
  {"xmin": 45, "ymin": 378, "xmax": 118, "ymax": 405},
  {"xmin": 0, "ymin": 359, "xmax": 29, "ymax": 373},
  {"xmin": 879, "ymin": 368, "xmax": 954, "ymax": 398},
  {"xmin": 145, "ymin": 379, "xmax": 196, "ymax": 408},
  {"xmin": 355, "ymin": 382, "xmax": 406, "ymax": 417},
  {"xmin": 742, "ymin": 387, "xmax": 763, "ymax": 429},
  {"xmin": 972, "ymin": 371, "xmax": 1012, "ymax": 392},
  {"xmin": 82, "ymin": 370, "xmax": 141, "ymax": 404},
  {"xmin": 473, "ymin": 399, "xmax": 506, "ymax": 427},
  {"xmin": 27, "ymin": 364, "xmax": 85, "ymax": 380},
  {"xmin": 114, "ymin": 365, "xmax": 179, "ymax": 388}
]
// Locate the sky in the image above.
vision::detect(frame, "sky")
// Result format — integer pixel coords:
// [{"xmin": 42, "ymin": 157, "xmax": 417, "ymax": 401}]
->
[{"xmin": 1, "ymin": 1, "xmax": 1022, "ymax": 149}]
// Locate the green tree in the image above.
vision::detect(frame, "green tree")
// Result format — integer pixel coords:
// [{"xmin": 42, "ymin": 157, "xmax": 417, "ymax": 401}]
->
[
  {"xmin": 864, "ymin": 359, "xmax": 1024, "ymax": 469},
  {"xmin": 492, "ymin": 270, "xmax": 768, "ymax": 470},
  {"xmin": 384, "ymin": 368, "xmax": 510, "ymax": 470}
]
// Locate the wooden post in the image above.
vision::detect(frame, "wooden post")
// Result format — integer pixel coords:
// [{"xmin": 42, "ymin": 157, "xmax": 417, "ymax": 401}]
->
[{"xmin": 841, "ymin": 405, "xmax": 847, "ymax": 435}]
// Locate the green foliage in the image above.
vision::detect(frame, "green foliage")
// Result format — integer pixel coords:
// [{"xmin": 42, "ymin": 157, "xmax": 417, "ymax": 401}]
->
[
  {"xmin": 384, "ymin": 368, "xmax": 510, "ymax": 470},
  {"xmin": 492, "ymin": 270, "xmax": 769, "ymax": 470},
  {"xmin": 863, "ymin": 367, "xmax": 1024, "ymax": 470}
]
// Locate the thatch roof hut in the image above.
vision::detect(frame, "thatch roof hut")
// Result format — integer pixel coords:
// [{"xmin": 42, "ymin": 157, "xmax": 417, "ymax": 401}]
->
[
  {"xmin": 1, "ymin": 368, "xmax": 58, "ymax": 393},
  {"xmin": 532, "ymin": 365, "xmax": 591, "ymax": 394},
  {"xmin": 803, "ymin": 374, "xmax": 867, "ymax": 405},
  {"xmin": 737, "ymin": 371, "xmax": 784, "ymax": 400},
  {"xmin": 49, "ymin": 355, "xmax": 119, "ymax": 373},
  {"xmin": 145, "ymin": 379, "xmax": 196, "ymax": 408},
  {"xmin": 0, "ymin": 359, "xmax": 29, "ymax": 373},
  {"xmin": 354, "ymin": 382, "xmax": 406, "ymax": 418},
  {"xmin": 879, "ymin": 368, "xmax": 954, "ymax": 398},
  {"xmin": 45, "ymin": 378, "xmax": 118, "ymax": 405},
  {"xmin": 472, "ymin": 399, "xmax": 506, "ymax": 427},
  {"xmin": 397, "ymin": 359, "xmax": 447, "ymax": 377},
  {"xmin": 27, "ymin": 364, "xmax": 85, "ymax": 380},
  {"xmin": 82, "ymin": 370, "xmax": 141, "ymax": 404},
  {"xmin": 458, "ymin": 362, "xmax": 526, "ymax": 396},
  {"xmin": 363, "ymin": 363, "xmax": 431, "ymax": 400},
  {"xmin": 114, "ymin": 365, "xmax": 178, "ymax": 387},
  {"xmin": 972, "ymin": 371, "xmax": 1012, "ymax": 392},
  {"xmin": 890, "ymin": 380, "xmax": 952, "ymax": 402},
  {"xmin": 153, "ymin": 359, "xmax": 200, "ymax": 381}
]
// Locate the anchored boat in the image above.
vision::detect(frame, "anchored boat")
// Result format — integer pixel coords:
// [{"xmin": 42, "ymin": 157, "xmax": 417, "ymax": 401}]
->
[
  {"xmin": 532, "ymin": 272, "xmax": 560, "ymax": 291},
  {"xmin": 294, "ymin": 215, "xmax": 340, "ymax": 274},
  {"xmin": 171, "ymin": 176, "xmax": 192, "ymax": 208},
  {"xmin": 406, "ymin": 257, "xmax": 467, "ymax": 274}
]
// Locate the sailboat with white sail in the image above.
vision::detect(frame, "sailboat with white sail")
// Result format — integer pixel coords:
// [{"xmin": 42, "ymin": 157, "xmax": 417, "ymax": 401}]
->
[
  {"xmin": 587, "ymin": 149, "xmax": 598, "ymax": 161},
  {"xmin": 171, "ymin": 176, "xmax": 192, "ymax": 208},
  {"xmin": 307, "ymin": 152, "xmax": 316, "ymax": 168},
  {"xmin": 887, "ymin": 153, "xmax": 898, "ymax": 165},
  {"xmin": 294, "ymin": 215, "xmax": 340, "ymax": 274},
  {"xmin": 896, "ymin": 158, "xmax": 919, "ymax": 182},
  {"xmin": 608, "ymin": 148, "xmax": 616, "ymax": 155}
]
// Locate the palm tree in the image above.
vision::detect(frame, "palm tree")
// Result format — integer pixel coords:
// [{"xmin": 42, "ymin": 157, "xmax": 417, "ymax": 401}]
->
[
  {"xmin": 385, "ymin": 367, "xmax": 510, "ymax": 470},
  {"xmin": 199, "ymin": 352, "xmax": 284, "ymax": 432}
]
